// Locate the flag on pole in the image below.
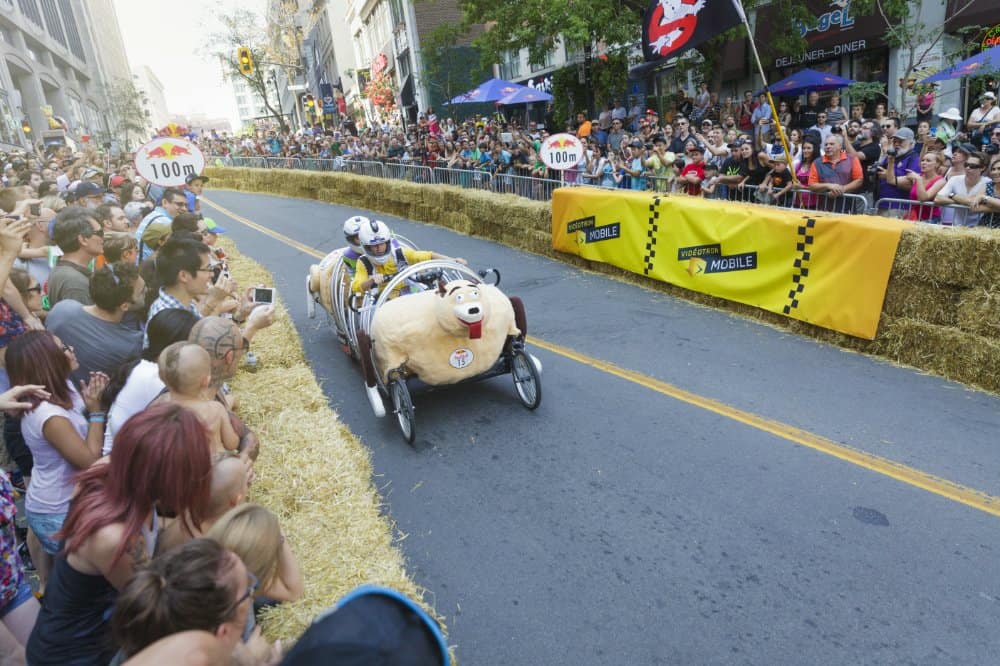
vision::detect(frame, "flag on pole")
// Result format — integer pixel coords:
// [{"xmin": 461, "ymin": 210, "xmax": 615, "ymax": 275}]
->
[{"xmin": 641, "ymin": 0, "xmax": 744, "ymax": 64}]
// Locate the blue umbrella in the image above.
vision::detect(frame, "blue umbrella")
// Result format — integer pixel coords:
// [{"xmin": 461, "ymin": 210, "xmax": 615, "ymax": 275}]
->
[
  {"xmin": 445, "ymin": 78, "xmax": 533, "ymax": 105},
  {"xmin": 755, "ymin": 68, "xmax": 856, "ymax": 97},
  {"xmin": 498, "ymin": 87, "xmax": 554, "ymax": 105},
  {"xmin": 919, "ymin": 45, "xmax": 1000, "ymax": 83}
]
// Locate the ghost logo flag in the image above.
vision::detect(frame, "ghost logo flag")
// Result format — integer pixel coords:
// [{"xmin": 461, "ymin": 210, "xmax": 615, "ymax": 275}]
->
[{"xmin": 642, "ymin": 0, "xmax": 743, "ymax": 63}]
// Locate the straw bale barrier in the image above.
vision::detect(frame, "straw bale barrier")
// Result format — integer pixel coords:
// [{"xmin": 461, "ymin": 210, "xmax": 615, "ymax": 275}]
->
[
  {"xmin": 216, "ymin": 237, "xmax": 441, "ymax": 642},
  {"xmin": 206, "ymin": 167, "xmax": 1000, "ymax": 394}
]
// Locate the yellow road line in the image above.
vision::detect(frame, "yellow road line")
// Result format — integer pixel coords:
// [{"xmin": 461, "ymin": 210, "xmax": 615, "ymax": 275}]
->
[{"xmin": 202, "ymin": 195, "xmax": 1000, "ymax": 518}]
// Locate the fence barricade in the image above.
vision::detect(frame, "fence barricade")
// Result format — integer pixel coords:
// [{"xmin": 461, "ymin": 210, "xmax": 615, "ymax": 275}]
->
[
  {"xmin": 432, "ymin": 167, "xmax": 493, "ymax": 191},
  {"xmin": 872, "ymin": 197, "xmax": 973, "ymax": 225},
  {"xmin": 383, "ymin": 162, "xmax": 434, "ymax": 183},
  {"xmin": 341, "ymin": 160, "xmax": 387, "ymax": 179},
  {"xmin": 490, "ymin": 172, "xmax": 565, "ymax": 201},
  {"xmin": 300, "ymin": 157, "xmax": 346, "ymax": 172}
]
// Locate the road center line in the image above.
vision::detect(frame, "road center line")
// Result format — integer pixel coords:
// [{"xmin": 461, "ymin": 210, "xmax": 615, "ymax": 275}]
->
[{"xmin": 202, "ymin": 195, "xmax": 1000, "ymax": 518}]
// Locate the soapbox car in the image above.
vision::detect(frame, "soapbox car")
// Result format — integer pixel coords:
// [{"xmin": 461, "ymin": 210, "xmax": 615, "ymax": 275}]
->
[{"xmin": 307, "ymin": 247, "xmax": 542, "ymax": 444}]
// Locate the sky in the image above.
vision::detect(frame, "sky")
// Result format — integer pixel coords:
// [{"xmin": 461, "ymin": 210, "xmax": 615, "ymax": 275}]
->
[{"xmin": 112, "ymin": 0, "xmax": 267, "ymax": 130}]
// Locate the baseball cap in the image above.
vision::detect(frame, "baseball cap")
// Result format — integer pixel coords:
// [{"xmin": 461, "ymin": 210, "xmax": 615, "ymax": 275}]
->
[
  {"xmin": 279, "ymin": 585, "xmax": 449, "ymax": 666},
  {"xmin": 203, "ymin": 217, "xmax": 227, "ymax": 234},
  {"xmin": 109, "ymin": 174, "xmax": 126, "ymax": 188},
  {"xmin": 81, "ymin": 166, "xmax": 105, "ymax": 179},
  {"xmin": 74, "ymin": 181, "xmax": 106, "ymax": 198},
  {"xmin": 185, "ymin": 173, "xmax": 209, "ymax": 185},
  {"xmin": 952, "ymin": 142, "xmax": 977, "ymax": 156},
  {"xmin": 893, "ymin": 127, "xmax": 915, "ymax": 141},
  {"xmin": 141, "ymin": 222, "xmax": 171, "ymax": 248}
]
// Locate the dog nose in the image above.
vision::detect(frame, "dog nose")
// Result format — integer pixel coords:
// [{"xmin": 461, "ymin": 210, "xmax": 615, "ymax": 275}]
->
[{"xmin": 468, "ymin": 306, "xmax": 480, "ymax": 315}]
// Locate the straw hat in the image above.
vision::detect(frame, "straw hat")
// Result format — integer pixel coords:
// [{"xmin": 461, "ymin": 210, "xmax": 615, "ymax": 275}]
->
[{"xmin": 938, "ymin": 107, "xmax": 962, "ymax": 121}]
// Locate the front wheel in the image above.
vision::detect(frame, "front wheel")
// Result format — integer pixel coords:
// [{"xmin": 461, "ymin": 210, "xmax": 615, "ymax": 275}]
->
[
  {"xmin": 390, "ymin": 379, "xmax": 416, "ymax": 445},
  {"xmin": 511, "ymin": 350, "xmax": 541, "ymax": 410}
]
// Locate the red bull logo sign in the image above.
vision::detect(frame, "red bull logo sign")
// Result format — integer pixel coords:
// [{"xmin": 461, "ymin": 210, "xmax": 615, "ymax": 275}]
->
[{"xmin": 134, "ymin": 137, "xmax": 205, "ymax": 187}]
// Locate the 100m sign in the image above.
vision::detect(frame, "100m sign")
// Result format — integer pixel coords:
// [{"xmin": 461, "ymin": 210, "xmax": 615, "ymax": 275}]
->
[
  {"xmin": 148, "ymin": 162, "xmax": 196, "ymax": 179},
  {"xmin": 134, "ymin": 137, "xmax": 206, "ymax": 186}
]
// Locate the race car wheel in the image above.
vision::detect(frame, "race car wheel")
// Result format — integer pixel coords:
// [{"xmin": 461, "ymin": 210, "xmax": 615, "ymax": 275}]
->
[
  {"xmin": 511, "ymin": 349, "xmax": 541, "ymax": 410},
  {"xmin": 509, "ymin": 296, "xmax": 527, "ymax": 337},
  {"xmin": 390, "ymin": 379, "xmax": 416, "ymax": 445},
  {"xmin": 357, "ymin": 331, "xmax": 377, "ymax": 388}
]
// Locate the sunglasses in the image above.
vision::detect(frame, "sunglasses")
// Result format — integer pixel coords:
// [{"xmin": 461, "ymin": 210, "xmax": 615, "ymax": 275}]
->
[
  {"xmin": 85, "ymin": 227, "xmax": 104, "ymax": 238},
  {"xmin": 882, "ymin": 125, "xmax": 892, "ymax": 129},
  {"xmin": 225, "ymin": 571, "xmax": 260, "ymax": 619},
  {"xmin": 967, "ymin": 163, "xmax": 984, "ymax": 169}
]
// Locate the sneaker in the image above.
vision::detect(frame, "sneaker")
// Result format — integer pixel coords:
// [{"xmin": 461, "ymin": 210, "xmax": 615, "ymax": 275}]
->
[
  {"xmin": 9, "ymin": 470, "xmax": 25, "ymax": 495},
  {"xmin": 17, "ymin": 541, "xmax": 34, "ymax": 572}
]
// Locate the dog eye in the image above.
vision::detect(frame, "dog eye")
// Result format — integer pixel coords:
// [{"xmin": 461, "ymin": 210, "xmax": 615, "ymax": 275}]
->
[
  {"xmin": 471, "ymin": 290, "xmax": 479, "ymax": 298},
  {"xmin": 455, "ymin": 294, "xmax": 464, "ymax": 303}
]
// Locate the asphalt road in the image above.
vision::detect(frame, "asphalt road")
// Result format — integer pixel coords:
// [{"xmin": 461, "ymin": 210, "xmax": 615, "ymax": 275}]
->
[{"xmin": 204, "ymin": 190, "xmax": 999, "ymax": 665}]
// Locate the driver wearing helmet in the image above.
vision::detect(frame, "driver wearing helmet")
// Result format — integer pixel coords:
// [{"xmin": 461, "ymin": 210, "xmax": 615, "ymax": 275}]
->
[
  {"xmin": 350, "ymin": 219, "xmax": 465, "ymax": 298},
  {"xmin": 339, "ymin": 215, "xmax": 368, "ymax": 275}
]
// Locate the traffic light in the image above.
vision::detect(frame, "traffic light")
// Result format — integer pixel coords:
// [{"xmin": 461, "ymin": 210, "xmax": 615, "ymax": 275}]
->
[
  {"xmin": 237, "ymin": 47, "xmax": 254, "ymax": 76},
  {"xmin": 20, "ymin": 119, "xmax": 30, "ymax": 134},
  {"xmin": 304, "ymin": 94, "xmax": 315, "ymax": 110}
]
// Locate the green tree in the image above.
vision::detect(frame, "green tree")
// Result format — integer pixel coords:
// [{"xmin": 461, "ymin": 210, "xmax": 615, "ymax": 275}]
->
[
  {"xmin": 454, "ymin": 0, "xmax": 814, "ymax": 111},
  {"xmin": 105, "ymin": 78, "xmax": 149, "ymax": 152},
  {"xmin": 847, "ymin": 0, "xmax": 988, "ymax": 116},
  {"xmin": 420, "ymin": 23, "xmax": 489, "ymax": 107},
  {"xmin": 207, "ymin": 8, "xmax": 299, "ymax": 132}
]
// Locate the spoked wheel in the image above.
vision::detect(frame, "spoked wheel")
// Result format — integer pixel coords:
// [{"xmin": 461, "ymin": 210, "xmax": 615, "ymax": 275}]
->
[
  {"xmin": 390, "ymin": 379, "xmax": 416, "ymax": 445},
  {"xmin": 511, "ymin": 350, "xmax": 541, "ymax": 410}
]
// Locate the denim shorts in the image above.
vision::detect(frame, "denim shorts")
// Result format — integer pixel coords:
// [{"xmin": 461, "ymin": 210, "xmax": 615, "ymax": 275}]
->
[
  {"xmin": 26, "ymin": 510, "xmax": 66, "ymax": 555},
  {"xmin": 0, "ymin": 579, "xmax": 33, "ymax": 619}
]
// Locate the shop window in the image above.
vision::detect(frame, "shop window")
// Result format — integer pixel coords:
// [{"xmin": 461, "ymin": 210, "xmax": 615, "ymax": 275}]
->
[{"xmin": 500, "ymin": 50, "xmax": 522, "ymax": 80}]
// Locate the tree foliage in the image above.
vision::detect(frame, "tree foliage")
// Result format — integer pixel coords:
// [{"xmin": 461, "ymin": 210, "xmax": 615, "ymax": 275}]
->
[
  {"xmin": 454, "ymin": 0, "xmax": 813, "ymax": 106},
  {"xmin": 848, "ymin": 0, "xmax": 988, "ymax": 114},
  {"xmin": 420, "ymin": 23, "xmax": 488, "ymax": 106},
  {"xmin": 105, "ymin": 78, "xmax": 149, "ymax": 151},
  {"xmin": 207, "ymin": 8, "xmax": 298, "ymax": 132}
]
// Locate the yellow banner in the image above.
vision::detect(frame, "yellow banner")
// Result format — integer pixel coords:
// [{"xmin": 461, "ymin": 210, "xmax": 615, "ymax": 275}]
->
[{"xmin": 552, "ymin": 188, "xmax": 906, "ymax": 339}]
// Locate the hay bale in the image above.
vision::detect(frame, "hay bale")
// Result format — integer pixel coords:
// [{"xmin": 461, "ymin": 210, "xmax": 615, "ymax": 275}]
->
[
  {"xmin": 881, "ymin": 278, "xmax": 960, "ymax": 327},
  {"xmin": 220, "ymin": 238, "xmax": 443, "ymax": 643},
  {"xmin": 955, "ymin": 287, "xmax": 1000, "ymax": 338}
]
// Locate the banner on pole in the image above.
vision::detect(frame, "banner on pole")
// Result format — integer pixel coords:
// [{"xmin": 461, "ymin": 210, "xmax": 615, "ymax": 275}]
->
[
  {"xmin": 641, "ymin": 0, "xmax": 744, "ymax": 64},
  {"xmin": 551, "ymin": 188, "xmax": 905, "ymax": 340}
]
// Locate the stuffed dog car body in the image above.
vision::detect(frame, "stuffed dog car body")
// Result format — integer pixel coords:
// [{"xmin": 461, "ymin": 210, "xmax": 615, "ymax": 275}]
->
[{"xmin": 370, "ymin": 279, "xmax": 519, "ymax": 385}]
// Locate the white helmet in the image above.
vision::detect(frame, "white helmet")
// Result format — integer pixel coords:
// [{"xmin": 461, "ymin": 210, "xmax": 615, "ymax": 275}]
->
[
  {"xmin": 358, "ymin": 219, "xmax": 393, "ymax": 265},
  {"xmin": 343, "ymin": 215, "xmax": 369, "ymax": 253}
]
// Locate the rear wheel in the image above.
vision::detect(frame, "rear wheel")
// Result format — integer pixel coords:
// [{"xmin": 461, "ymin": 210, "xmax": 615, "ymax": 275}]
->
[
  {"xmin": 357, "ymin": 331, "xmax": 377, "ymax": 387},
  {"xmin": 390, "ymin": 379, "xmax": 416, "ymax": 445},
  {"xmin": 511, "ymin": 350, "xmax": 541, "ymax": 410},
  {"xmin": 509, "ymin": 296, "xmax": 527, "ymax": 337}
]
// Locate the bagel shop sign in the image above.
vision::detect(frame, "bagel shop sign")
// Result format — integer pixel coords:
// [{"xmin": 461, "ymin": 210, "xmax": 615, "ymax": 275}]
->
[{"xmin": 754, "ymin": 0, "xmax": 885, "ymax": 69}]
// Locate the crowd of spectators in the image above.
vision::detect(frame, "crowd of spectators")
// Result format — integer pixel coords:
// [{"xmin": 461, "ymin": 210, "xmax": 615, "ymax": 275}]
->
[
  {"xmin": 200, "ymin": 88, "xmax": 1000, "ymax": 226},
  {"xmin": 0, "ymin": 145, "xmax": 450, "ymax": 663}
]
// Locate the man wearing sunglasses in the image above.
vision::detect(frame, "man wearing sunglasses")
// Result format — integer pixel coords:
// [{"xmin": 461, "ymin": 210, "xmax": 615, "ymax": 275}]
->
[
  {"xmin": 48, "ymin": 207, "xmax": 104, "ymax": 307},
  {"xmin": 935, "ymin": 148, "xmax": 989, "ymax": 227},
  {"xmin": 135, "ymin": 187, "xmax": 188, "ymax": 262}
]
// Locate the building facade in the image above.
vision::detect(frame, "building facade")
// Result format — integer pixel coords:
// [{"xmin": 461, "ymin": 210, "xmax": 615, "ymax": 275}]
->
[
  {"xmin": 131, "ymin": 65, "xmax": 168, "ymax": 135},
  {"xmin": 343, "ymin": 0, "xmax": 466, "ymax": 126},
  {"xmin": 0, "ymin": 0, "xmax": 131, "ymax": 151}
]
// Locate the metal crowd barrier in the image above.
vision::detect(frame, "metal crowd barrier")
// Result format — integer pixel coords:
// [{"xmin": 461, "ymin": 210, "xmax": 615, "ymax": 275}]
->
[
  {"xmin": 872, "ymin": 198, "xmax": 974, "ymax": 225},
  {"xmin": 383, "ymin": 162, "xmax": 434, "ymax": 183},
  {"xmin": 209, "ymin": 155, "xmax": 966, "ymax": 219},
  {"xmin": 432, "ymin": 167, "xmax": 493, "ymax": 191}
]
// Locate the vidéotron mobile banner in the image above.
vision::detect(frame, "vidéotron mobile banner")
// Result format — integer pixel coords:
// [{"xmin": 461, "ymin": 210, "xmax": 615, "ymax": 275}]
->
[{"xmin": 551, "ymin": 188, "xmax": 906, "ymax": 340}]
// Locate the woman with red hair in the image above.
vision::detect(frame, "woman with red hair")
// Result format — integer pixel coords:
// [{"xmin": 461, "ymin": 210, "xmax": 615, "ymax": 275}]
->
[
  {"xmin": 25, "ymin": 402, "xmax": 212, "ymax": 665},
  {"xmin": 6, "ymin": 331, "xmax": 107, "ymax": 590}
]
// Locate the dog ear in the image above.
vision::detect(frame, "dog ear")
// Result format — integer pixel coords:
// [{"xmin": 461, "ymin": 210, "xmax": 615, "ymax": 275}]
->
[{"xmin": 437, "ymin": 279, "xmax": 447, "ymax": 297}]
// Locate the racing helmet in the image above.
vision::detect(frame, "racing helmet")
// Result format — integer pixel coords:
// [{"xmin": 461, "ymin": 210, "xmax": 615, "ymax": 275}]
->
[
  {"xmin": 359, "ymin": 219, "xmax": 393, "ymax": 265},
  {"xmin": 343, "ymin": 215, "xmax": 369, "ymax": 253}
]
